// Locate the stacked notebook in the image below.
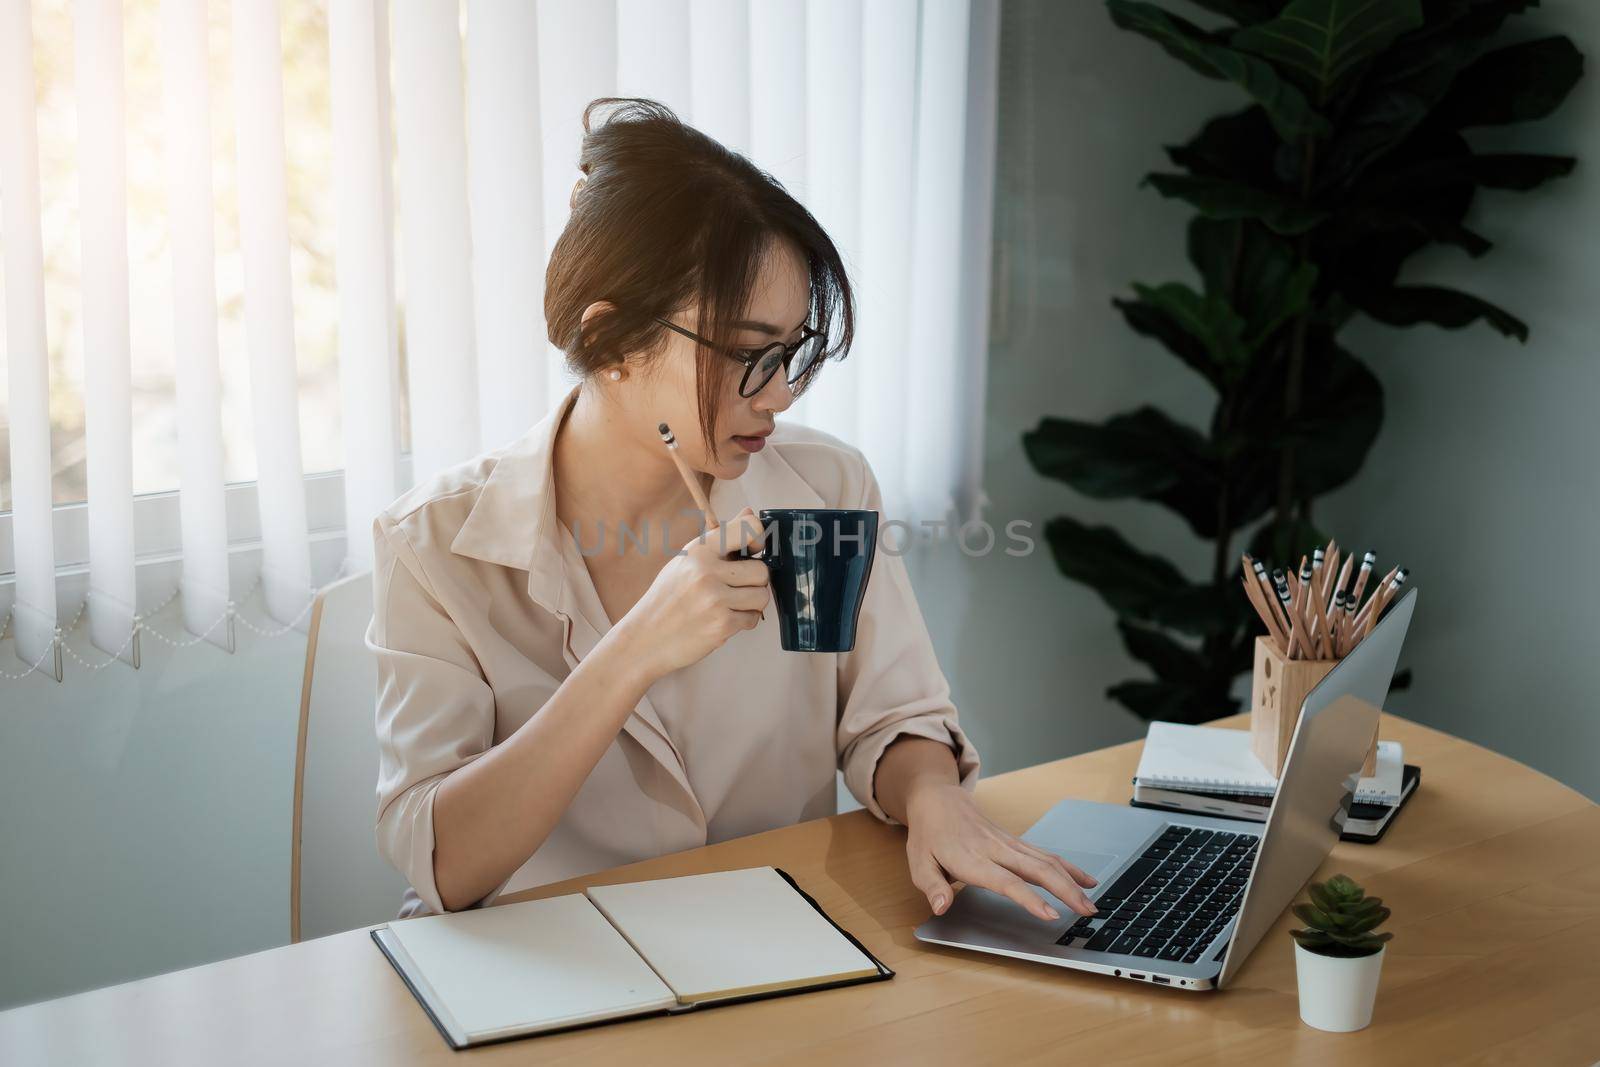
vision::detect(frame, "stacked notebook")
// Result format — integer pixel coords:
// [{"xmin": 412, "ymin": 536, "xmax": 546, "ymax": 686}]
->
[
  {"xmin": 1131, "ymin": 723, "xmax": 1420, "ymax": 843},
  {"xmin": 371, "ymin": 866, "xmax": 890, "ymax": 1050}
]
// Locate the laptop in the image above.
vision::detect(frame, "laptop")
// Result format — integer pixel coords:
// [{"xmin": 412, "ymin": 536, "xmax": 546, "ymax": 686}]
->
[{"xmin": 915, "ymin": 589, "xmax": 1417, "ymax": 991}]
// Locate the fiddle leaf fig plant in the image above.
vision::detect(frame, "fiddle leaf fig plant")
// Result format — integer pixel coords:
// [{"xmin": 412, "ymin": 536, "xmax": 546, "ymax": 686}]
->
[
  {"xmin": 1290, "ymin": 874, "xmax": 1393, "ymax": 958},
  {"xmin": 1024, "ymin": 0, "xmax": 1584, "ymax": 723}
]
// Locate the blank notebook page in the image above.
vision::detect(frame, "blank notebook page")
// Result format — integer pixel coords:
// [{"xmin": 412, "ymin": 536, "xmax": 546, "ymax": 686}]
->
[
  {"xmin": 383, "ymin": 893, "xmax": 676, "ymax": 1041},
  {"xmin": 586, "ymin": 867, "xmax": 880, "ymax": 1004}
]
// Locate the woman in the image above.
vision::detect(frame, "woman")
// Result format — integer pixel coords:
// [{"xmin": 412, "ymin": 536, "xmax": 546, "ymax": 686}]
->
[{"xmin": 369, "ymin": 99, "xmax": 1097, "ymax": 924}]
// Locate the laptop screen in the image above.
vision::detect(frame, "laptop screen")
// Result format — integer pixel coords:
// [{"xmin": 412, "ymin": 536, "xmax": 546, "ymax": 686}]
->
[{"xmin": 1216, "ymin": 590, "xmax": 1416, "ymax": 988}]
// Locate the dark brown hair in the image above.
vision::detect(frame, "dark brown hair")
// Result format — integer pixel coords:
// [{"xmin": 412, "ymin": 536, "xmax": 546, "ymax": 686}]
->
[{"xmin": 545, "ymin": 98, "xmax": 854, "ymax": 453}]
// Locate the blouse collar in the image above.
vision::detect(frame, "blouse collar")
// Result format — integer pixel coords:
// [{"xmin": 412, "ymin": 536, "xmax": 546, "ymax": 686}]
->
[{"xmin": 449, "ymin": 384, "xmax": 823, "ymax": 614}]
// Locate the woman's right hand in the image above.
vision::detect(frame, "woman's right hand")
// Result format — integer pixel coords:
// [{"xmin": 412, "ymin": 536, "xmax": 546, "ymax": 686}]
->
[{"xmin": 616, "ymin": 506, "xmax": 771, "ymax": 679}]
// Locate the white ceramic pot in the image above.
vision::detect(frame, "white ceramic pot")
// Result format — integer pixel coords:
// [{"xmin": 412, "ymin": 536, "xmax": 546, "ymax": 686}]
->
[{"xmin": 1294, "ymin": 943, "xmax": 1385, "ymax": 1032}]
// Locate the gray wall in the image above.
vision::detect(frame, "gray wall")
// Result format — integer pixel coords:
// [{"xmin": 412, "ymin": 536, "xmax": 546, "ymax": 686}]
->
[
  {"xmin": 3, "ymin": 0, "xmax": 1597, "ymax": 1014},
  {"xmin": 0, "ymin": 598, "xmax": 307, "ymax": 1010},
  {"xmin": 946, "ymin": 0, "xmax": 1600, "ymax": 800}
]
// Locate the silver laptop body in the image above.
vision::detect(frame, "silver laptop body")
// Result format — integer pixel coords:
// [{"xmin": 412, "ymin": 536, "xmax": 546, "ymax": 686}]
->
[{"xmin": 915, "ymin": 589, "xmax": 1417, "ymax": 991}]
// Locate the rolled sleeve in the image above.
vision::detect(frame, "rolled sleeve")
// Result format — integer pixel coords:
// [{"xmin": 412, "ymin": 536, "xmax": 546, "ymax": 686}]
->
[
  {"xmin": 368, "ymin": 513, "xmax": 499, "ymax": 915},
  {"xmin": 835, "ymin": 458, "xmax": 980, "ymax": 825}
]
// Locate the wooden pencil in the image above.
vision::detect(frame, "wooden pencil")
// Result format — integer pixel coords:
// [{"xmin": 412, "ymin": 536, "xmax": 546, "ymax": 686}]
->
[
  {"xmin": 1350, "ymin": 550, "xmax": 1377, "ymax": 605},
  {"xmin": 1309, "ymin": 575, "xmax": 1334, "ymax": 658},
  {"xmin": 657, "ymin": 422, "xmax": 718, "ymax": 526},
  {"xmin": 1352, "ymin": 565, "xmax": 1399, "ymax": 633},
  {"xmin": 1332, "ymin": 553, "xmax": 1355, "ymax": 614},
  {"xmin": 1242, "ymin": 575, "xmax": 1287, "ymax": 653}
]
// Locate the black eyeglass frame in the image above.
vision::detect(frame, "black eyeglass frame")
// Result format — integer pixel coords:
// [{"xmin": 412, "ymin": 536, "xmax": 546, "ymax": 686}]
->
[{"xmin": 653, "ymin": 316, "xmax": 826, "ymax": 398}]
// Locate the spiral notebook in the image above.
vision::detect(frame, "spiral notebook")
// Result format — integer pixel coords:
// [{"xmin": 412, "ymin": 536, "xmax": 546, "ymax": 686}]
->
[
  {"xmin": 1134, "ymin": 722, "xmax": 1403, "ymax": 805},
  {"xmin": 371, "ymin": 867, "xmax": 890, "ymax": 1051}
]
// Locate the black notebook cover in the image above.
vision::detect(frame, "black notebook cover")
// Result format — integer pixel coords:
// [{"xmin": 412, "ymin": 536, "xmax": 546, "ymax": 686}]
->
[{"xmin": 372, "ymin": 867, "xmax": 893, "ymax": 1051}]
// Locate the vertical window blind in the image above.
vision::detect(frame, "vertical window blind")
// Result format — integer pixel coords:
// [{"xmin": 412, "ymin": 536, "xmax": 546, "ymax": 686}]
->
[{"xmin": 0, "ymin": 0, "xmax": 999, "ymax": 678}]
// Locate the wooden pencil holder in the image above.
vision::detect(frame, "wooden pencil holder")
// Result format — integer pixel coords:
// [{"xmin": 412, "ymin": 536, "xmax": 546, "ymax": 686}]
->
[{"xmin": 1249, "ymin": 637, "xmax": 1377, "ymax": 778}]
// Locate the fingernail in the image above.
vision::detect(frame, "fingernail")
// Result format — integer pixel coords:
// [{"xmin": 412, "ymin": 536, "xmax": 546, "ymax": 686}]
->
[
  {"xmin": 1088, "ymin": 903, "xmax": 1099, "ymax": 915},
  {"xmin": 1044, "ymin": 906, "xmax": 1060, "ymax": 921},
  {"xmin": 932, "ymin": 893, "xmax": 948, "ymax": 914}
]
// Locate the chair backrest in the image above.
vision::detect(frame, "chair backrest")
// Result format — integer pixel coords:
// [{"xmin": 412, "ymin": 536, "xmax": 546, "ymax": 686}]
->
[{"xmin": 290, "ymin": 570, "xmax": 407, "ymax": 942}]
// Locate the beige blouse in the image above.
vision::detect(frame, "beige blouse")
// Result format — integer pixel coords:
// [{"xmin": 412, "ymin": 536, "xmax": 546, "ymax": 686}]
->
[{"xmin": 368, "ymin": 386, "xmax": 980, "ymax": 918}]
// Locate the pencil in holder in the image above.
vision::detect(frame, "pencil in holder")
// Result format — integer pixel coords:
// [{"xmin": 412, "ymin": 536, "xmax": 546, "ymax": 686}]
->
[{"xmin": 1250, "ymin": 636, "xmax": 1377, "ymax": 778}]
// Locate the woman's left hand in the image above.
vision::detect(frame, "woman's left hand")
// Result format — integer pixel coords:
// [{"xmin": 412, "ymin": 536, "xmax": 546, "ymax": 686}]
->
[{"xmin": 904, "ymin": 782, "xmax": 1099, "ymax": 921}]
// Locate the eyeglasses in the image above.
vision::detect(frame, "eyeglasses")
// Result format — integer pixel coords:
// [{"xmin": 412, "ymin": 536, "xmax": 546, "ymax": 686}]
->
[{"xmin": 654, "ymin": 317, "xmax": 826, "ymax": 398}]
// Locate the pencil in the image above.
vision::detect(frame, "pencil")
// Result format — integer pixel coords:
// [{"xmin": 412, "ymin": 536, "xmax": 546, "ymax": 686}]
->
[
  {"xmin": 1252, "ymin": 559, "xmax": 1286, "ymax": 636},
  {"xmin": 1350, "ymin": 550, "xmax": 1377, "ymax": 606},
  {"xmin": 1241, "ymin": 575, "xmax": 1286, "ymax": 653},
  {"xmin": 1361, "ymin": 567, "xmax": 1409, "ymax": 636},
  {"xmin": 1331, "ymin": 553, "xmax": 1355, "ymax": 615},
  {"xmin": 1352, "ymin": 565, "xmax": 1399, "ymax": 633},
  {"xmin": 660, "ymin": 421, "xmax": 764, "ymax": 620},
  {"xmin": 1274, "ymin": 570, "xmax": 1310, "ymax": 659},
  {"xmin": 1338, "ymin": 586, "xmax": 1360, "ymax": 656},
  {"xmin": 1244, "ymin": 557, "xmax": 1289, "ymax": 650},
  {"xmin": 1332, "ymin": 591, "xmax": 1350, "ymax": 656},
  {"xmin": 1309, "ymin": 572, "xmax": 1334, "ymax": 658},
  {"xmin": 1321, "ymin": 542, "xmax": 1341, "ymax": 604},
  {"xmin": 657, "ymin": 422, "xmax": 718, "ymax": 527},
  {"xmin": 1248, "ymin": 559, "xmax": 1286, "ymax": 652}
]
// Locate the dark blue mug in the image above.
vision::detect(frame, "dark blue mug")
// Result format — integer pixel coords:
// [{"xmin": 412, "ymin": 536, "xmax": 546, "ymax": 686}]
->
[{"xmin": 751, "ymin": 509, "xmax": 879, "ymax": 653}]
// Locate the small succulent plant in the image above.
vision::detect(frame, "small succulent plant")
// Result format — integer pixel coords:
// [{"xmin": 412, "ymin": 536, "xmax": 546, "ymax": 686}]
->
[{"xmin": 1290, "ymin": 874, "xmax": 1392, "ymax": 958}]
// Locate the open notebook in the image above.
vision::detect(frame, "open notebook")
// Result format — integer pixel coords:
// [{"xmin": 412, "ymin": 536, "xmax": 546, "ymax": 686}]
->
[{"xmin": 371, "ymin": 867, "xmax": 891, "ymax": 1050}]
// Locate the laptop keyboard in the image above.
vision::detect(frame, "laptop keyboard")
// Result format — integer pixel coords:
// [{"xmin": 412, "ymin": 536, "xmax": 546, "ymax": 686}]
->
[{"xmin": 1054, "ymin": 825, "xmax": 1256, "ymax": 965}]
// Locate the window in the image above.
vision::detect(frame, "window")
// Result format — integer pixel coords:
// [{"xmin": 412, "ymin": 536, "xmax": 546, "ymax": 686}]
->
[{"xmin": 0, "ymin": 1, "xmax": 347, "ymax": 509}]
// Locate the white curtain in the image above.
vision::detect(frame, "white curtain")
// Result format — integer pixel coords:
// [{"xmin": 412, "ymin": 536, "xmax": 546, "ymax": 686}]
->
[{"xmin": 0, "ymin": 0, "xmax": 999, "ymax": 674}]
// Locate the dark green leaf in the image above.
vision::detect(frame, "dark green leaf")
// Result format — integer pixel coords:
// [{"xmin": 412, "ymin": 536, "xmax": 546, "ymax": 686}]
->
[
  {"xmin": 1355, "ymin": 284, "xmax": 1529, "ymax": 341},
  {"xmin": 1325, "ymin": 874, "xmax": 1362, "ymax": 898},
  {"xmin": 1335, "ymin": 896, "xmax": 1382, "ymax": 915},
  {"xmin": 1145, "ymin": 582, "xmax": 1252, "ymax": 636},
  {"xmin": 1041, "ymin": 516, "xmax": 1189, "ymax": 619},
  {"xmin": 1232, "ymin": 0, "xmax": 1424, "ymax": 105},
  {"xmin": 1290, "ymin": 929, "xmax": 1336, "ymax": 949},
  {"xmin": 1226, "ymin": 332, "xmax": 1384, "ymax": 508},
  {"xmin": 1114, "ymin": 294, "xmax": 1223, "ymax": 387},
  {"xmin": 1187, "ymin": 218, "xmax": 1318, "ymax": 352},
  {"xmin": 1435, "ymin": 36, "xmax": 1585, "ymax": 128},
  {"xmin": 1133, "ymin": 282, "xmax": 1251, "ymax": 372},
  {"xmin": 1314, "ymin": 2, "xmax": 1542, "ymax": 190},
  {"xmin": 1281, "ymin": 337, "xmax": 1386, "ymax": 497},
  {"xmin": 1334, "ymin": 127, "xmax": 1496, "ymax": 258},
  {"xmin": 1318, "ymin": 128, "xmax": 1480, "ymax": 297},
  {"xmin": 1182, "ymin": 0, "xmax": 1286, "ymax": 25},
  {"xmin": 1344, "ymin": 906, "xmax": 1392, "ymax": 934},
  {"xmin": 1146, "ymin": 172, "xmax": 1330, "ymax": 234},
  {"xmin": 1247, "ymin": 514, "xmax": 1330, "ymax": 572},
  {"xmin": 1308, "ymin": 880, "xmax": 1339, "ymax": 912},
  {"xmin": 1026, "ymin": 401, "xmax": 1264, "ymax": 541},
  {"xmin": 1108, "ymin": 0, "xmax": 1331, "ymax": 141},
  {"xmin": 1166, "ymin": 107, "xmax": 1282, "ymax": 184},
  {"xmin": 1117, "ymin": 621, "xmax": 1211, "ymax": 686},
  {"xmin": 1292, "ymin": 902, "xmax": 1335, "ymax": 928},
  {"xmin": 1107, "ymin": 678, "xmax": 1240, "ymax": 723},
  {"xmin": 1465, "ymin": 153, "xmax": 1578, "ymax": 190},
  {"xmin": 1023, "ymin": 408, "xmax": 1211, "ymax": 500}
]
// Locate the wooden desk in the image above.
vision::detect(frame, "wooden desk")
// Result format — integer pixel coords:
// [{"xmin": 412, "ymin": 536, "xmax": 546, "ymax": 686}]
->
[{"xmin": 4, "ymin": 713, "xmax": 1598, "ymax": 1065}]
